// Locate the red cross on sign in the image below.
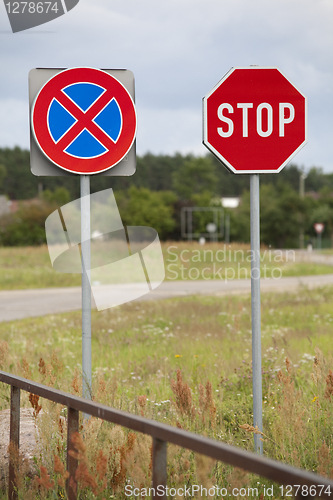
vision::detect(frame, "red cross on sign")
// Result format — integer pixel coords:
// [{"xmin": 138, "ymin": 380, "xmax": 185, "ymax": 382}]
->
[{"xmin": 31, "ymin": 67, "xmax": 137, "ymax": 175}]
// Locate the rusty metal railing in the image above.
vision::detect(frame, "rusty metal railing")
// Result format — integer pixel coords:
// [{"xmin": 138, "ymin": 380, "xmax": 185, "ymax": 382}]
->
[{"xmin": 1, "ymin": 370, "xmax": 332, "ymax": 499}]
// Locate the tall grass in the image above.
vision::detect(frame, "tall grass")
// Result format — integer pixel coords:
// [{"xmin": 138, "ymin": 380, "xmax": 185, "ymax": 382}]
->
[
  {"xmin": 0, "ymin": 243, "xmax": 332, "ymax": 290},
  {"xmin": 0, "ymin": 286, "xmax": 332, "ymax": 498}
]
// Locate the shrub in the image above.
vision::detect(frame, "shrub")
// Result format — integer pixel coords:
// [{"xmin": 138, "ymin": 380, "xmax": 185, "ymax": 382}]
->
[{"xmin": 0, "ymin": 200, "xmax": 53, "ymax": 246}]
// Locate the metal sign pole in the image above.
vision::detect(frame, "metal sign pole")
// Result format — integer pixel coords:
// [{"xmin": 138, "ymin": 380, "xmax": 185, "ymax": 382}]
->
[
  {"xmin": 250, "ymin": 174, "xmax": 263, "ymax": 454},
  {"xmin": 225, "ymin": 214, "xmax": 230, "ymax": 244},
  {"xmin": 80, "ymin": 175, "xmax": 92, "ymax": 404},
  {"xmin": 30, "ymin": 67, "xmax": 137, "ymax": 417},
  {"xmin": 202, "ymin": 67, "xmax": 307, "ymax": 456}
]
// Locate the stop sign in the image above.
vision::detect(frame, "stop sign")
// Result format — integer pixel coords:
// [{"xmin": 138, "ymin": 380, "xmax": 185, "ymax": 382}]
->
[
  {"xmin": 203, "ymin": 67, "xmax": 307, "ymax": 174},
  {"xmin": 314, "ymin": 223, "xmax": 325, "ymax": 234}
]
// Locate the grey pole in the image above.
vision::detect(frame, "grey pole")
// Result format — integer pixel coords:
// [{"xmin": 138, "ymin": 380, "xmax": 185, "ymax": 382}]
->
[
  {"xmin": 181, "ymin": 209, "xmax": 186, "ymax": 240},
  {"xmin": 214, "ymin": 209, "xmax": 218, "ymax": 243},
  {"xmin": 299, "ymin": 172, "xmax": 306, "ymax": 249},
  {"xmin": 225, "ymin": 213, "xmax": 230, "ymax": 244},
  {"xmin": 80, "ymin": 175, "xmax": 92, "ymax": 405},
  {"xmin": 250, "ymin": 174, "xmax": 263, "ymax": 454},
  {"xmin": 188, "ymin": 210, "xmax": 192, "ymax": 242}
]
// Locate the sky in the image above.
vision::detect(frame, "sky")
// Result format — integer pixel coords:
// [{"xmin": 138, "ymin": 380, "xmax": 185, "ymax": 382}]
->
[{"xmin": 0, "ymin": 0, "xmax": 333, "ymax": 172}]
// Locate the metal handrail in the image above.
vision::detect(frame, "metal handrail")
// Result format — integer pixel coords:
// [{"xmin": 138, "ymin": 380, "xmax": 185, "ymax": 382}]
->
[{"xmin": 0, "ymin": 370, "xmax": 332, "ymax": 500}]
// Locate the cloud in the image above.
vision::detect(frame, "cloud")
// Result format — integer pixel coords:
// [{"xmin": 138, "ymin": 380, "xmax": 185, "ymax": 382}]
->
[
  {"xmin": 0, "ymin": 0, "xmax": 333, "ymax": 170},
  {"xmin": 0, "ymin": 99, "xmax": 30, "ymax": 148},
  {"xmin": 136, "ymin": 105, "xmax": 203, "ymax": 156}
]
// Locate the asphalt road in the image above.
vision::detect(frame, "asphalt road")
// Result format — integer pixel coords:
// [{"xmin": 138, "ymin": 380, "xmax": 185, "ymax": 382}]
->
[{"xmin": 1, "ymin": 274, "xmax": 333, "ymax": 322}]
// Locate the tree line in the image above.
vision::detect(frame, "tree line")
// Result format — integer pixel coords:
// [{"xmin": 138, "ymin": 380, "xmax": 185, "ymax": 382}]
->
[
  {"xmin": 2, "ymin": 146, "xmax": 333, "ymax": 199},
  {"xmin": 0, "ymin": 146, "xmax": 332, "ymax": 247}
]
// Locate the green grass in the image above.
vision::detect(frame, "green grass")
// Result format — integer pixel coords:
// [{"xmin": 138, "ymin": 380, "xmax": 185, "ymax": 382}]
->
[
  {"xmin": 0, "ymin": 286, "xmax": 332, "ymax": 498},
  {"xmin": 0, "ymin": 246, "xmax": 81, "ymax": 289},
  {"xmin": 1, "ymin": 286, "xmax": 332, "ymax": 401},
  {"xmin": 1, "ymin": 243, "xmax": 333, "ymax": 290}
]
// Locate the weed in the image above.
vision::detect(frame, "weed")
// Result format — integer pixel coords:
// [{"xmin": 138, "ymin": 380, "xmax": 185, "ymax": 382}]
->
[
  {"xmin": 171, "ymin": 369, "xmax": 196, "ymax": 423},
  {"xmin": 0, "ymin": 342, "xmax": 9, "ymax": 370},
  {"xmin": 0, "ymin": 287, "xmax": 333, "ymax": 498},
  {"xmin": 28, "ymin": 393, "xmax": 42, "ymax": 418},
  {"xmin": 325, "ymin": 369, "xmax": 333, "ymax": 401},
  {"xmin": 137, "ymin": 395, "xmax": 147, "ymax": 417}
]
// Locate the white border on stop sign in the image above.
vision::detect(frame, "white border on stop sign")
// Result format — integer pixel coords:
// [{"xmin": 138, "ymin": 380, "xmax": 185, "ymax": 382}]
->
[{"xmin": 202, "ymin": 66, "xmax": 308, "ymax": 175}]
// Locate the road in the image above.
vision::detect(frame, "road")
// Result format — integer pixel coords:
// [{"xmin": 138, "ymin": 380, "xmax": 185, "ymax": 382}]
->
[{"xmin": 1, "ymin": 273, "xmax": 333, "ymax": 322}]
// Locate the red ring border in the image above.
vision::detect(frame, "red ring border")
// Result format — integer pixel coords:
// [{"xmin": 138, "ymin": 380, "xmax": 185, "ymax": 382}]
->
[{"xmin": 31, "ymin": 67, "xmax": 137, "ymax": 175}]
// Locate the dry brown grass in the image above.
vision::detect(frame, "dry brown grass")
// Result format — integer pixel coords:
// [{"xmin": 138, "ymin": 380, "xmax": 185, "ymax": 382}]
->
[{"xmin": 1, "ymin": 289, "xmax": 333, "ymax": 498}]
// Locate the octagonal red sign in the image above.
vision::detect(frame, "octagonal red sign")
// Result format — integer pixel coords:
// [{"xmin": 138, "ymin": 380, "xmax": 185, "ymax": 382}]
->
[{"xmin": 203, "ymin": 67, "xmax": 307, "ymax": 174}]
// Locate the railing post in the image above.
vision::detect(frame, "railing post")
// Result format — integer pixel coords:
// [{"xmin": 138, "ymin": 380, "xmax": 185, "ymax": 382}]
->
[
  {"xmin": 152, "ymin": 437, "xmax": 167, "ymax": 500},
  {"xmin": 8, "ymin": 386, "xmax": 20, "ymax": 500},
  {"xmin": 66, "ymin": 407, "xmax": 79, "ymax": 500}
]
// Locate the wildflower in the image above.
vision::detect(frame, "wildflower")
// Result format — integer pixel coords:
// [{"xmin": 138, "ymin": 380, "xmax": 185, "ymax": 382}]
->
[
  {"xmin": 29, "ymin": 393, "xmax": 42, "ymax": 418},
  {"xmin": 239, "ymin": 424, "xmax": 264, "ymax": 435},
  {"xmin": 76, "ymin": 462, "xmax": 98, "ymax": 494},
  {"xmin": 170, "ymin": 369, "xmax": 196, "ymax": 419},
  {"xmin": 324, "ymin": 369, "xmax": 333, "ymax": 401},
  {"xmin": 311, "ymin": 396, "xmax": 318, "ymax": 403},
  {"xmin": 54, "ymin": 455, "xmax": 65, "ymax": 474},
  {"xmin": 54, "ymin": 455, "xmax": 69, "ymax": 488},
  {"xmin": 96, "ymin": 450, "xmax": 108, "ymax": 481},
  {"xmin": 36, "ymin": 466, "xmax": 54, "ymax": 489},
  {"xmin": 69, "ymin": 432, "xmax": 86, "ymax": 461},
  {"xmin": 38, "ymin": 357, "xmax": 46, "ymax": 375},
  {"xmin": 138, "ymin": 395, "xmax": 147, "ymax": 416},
  {"xmin": 175, "ymin": 354, "xmax": 182, "ymax": 358}
]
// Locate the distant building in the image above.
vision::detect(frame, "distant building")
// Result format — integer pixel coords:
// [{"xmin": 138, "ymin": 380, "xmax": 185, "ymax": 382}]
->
[
  {"xmin": 0, "ymin": 195, "xmax": 10, "ymax": 217},
  {"xmin": 221, "ymin": 197, "xmax": 240, "ymax": 208},
  {"xmin": 0, "ymin": 196, "xmax": 43, "ymax": 218}
]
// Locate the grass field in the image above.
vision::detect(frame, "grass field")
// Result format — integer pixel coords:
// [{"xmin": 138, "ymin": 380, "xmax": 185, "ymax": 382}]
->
[
  {"xmin": 0, "ymin": 243, "xmax": 333, "ymax": 290},
  {"xmin": 0, "ymin": 286, "xmax": 332, "ymax": 498}
]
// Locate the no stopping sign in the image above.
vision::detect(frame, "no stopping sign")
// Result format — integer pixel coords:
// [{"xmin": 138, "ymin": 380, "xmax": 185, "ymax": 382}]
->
[{"xmin": 31, "ymin": 67, "xmax": 137, "ymax": 175}]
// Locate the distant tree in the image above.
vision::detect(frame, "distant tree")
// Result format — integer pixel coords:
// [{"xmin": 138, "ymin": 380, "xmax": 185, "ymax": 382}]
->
[
  {"xmin": 115, "ymin": 186, "xmax": 177, "ymax": 240},
  {"xmin": 0, "ymin": 147, "xmax": 35, "ymax": 199},
  {"xmin": 308, "ymin": 202, "xmax": 333, "ymax": 246},
  {"xmin": 1, "ymin": 146, "xmax": 332, "ymax": 201},
  {"xmin": 172, "ymin": 156, "xmax": 218, "ymax": 200},
  {"xmin": 0, "ymin": 164, "xmax": 6, "ymax": 193},
  {"xmin": 276, "ymin": 163, "xmax": 303, "ymax": 192},
  {"xmin": 134, "ymin": 153, "xmax": 186, "ymax": 191},
  {"xmin": 260, "ymin": 184, "xmax": 306, "ymax": 247},
  {"xmin": 0, "ymin": 201, "xmax": 53, "ymax": 246},
  {"xmin": 41, "ymin": 187, "xmax": 71, "ymax": 207},
  {"xmin": 209, "ymin": 154, "xmax": 250, "ymax": 196},
  {"xmin": 229, "ymin": 190, "xmax": 251, "ymax": 243},
  {"xmin": 2, "ymin": 146, "xmax": 333, "ymax": 246},
  {"xmin": 232, "ymin": 183, "xmax": 307, "ymax": 247},
  {"xmin": 0, "ymin": 184, "xmax": 72, "ymax": 246},
  {"xmin": 305, "ymin": 166, "xmax": 331, "ymax": 192},
  {"xmin": 187, "ymin": 191, "xmax": 221, "ymax": 236},
  {"xmin": 191, "ymin": 191, "xmax": 215, "ymax": 207}
]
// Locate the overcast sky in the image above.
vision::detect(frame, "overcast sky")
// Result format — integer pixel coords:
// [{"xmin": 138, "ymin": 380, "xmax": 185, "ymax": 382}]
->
[{"xmin": 1, "ymin": 0, "xmax": 333, "ymax": 172}]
